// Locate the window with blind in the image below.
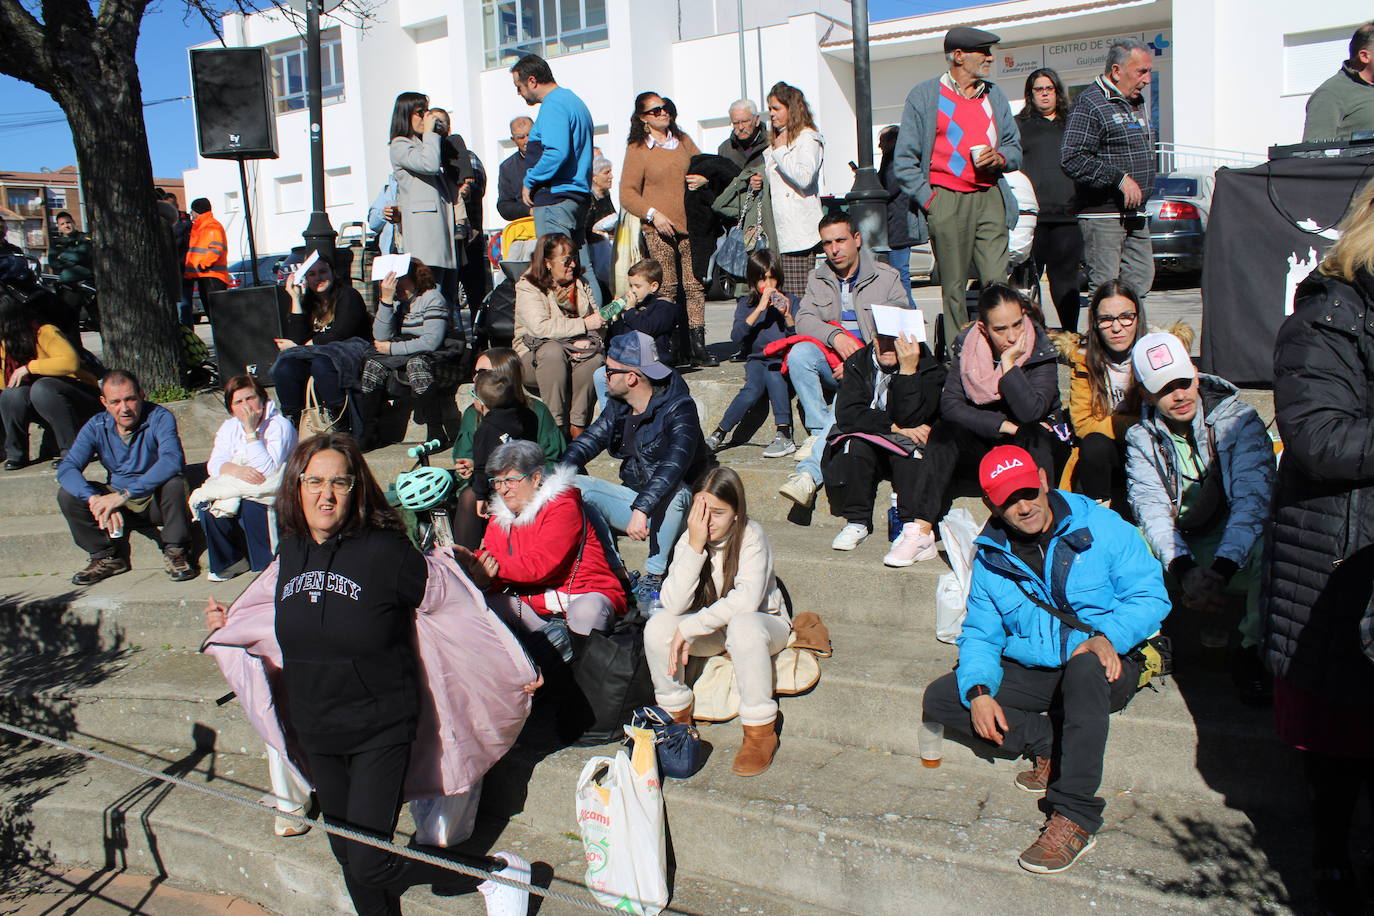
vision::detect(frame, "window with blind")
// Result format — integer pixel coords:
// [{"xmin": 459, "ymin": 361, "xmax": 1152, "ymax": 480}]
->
[{"xmin": 481, "ymin": 0, "xmax": 608, "ymax": 69}]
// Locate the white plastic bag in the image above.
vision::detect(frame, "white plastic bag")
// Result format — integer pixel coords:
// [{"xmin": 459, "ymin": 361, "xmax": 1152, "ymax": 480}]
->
[
  {"xmin": 409, "ymin": 784, "xmax": 481, "ymax": 847},
  {"xmin": 576, "ymin": 725, "xmax": 668, "ymax": 915},
  {"xmin": 936, "ymin": 508, "xmax": 982, "ymax": 644}
]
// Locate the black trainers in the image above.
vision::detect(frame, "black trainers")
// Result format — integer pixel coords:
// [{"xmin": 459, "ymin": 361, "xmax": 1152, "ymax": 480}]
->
[
  {"xmin": 72, "ymin": 555, "xmax": 130, "ymax": 586},
  {"xmin": 163, "ymin": 547, "xmax": 196, "ymax": 582}
]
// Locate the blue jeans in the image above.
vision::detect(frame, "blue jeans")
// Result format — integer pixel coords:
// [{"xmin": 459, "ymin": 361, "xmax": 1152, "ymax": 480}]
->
[
  {"xmin": 788, "ymin": 341, "xmax": 838, "ymax": 483},
  {"xmin": 534, "ymin": 197, "xmax": 603, "ymax": 307},
  {"xmin": 592, "ymin": 365, "xmax": 609, "ymax": 414},
  {"xmin": 198, "ymin": 500, "xmax": 275, "ymax": 576},
  {"xmin": 883, "ymin": 248, "xmax": 916, "ymax": 307},
  {"xmin": 574, "ymin": 474, "xmax": 690, "ymax": 576},
  {"xmin": 720, "ymin": 359, "xmax": 792, "ymax": 431}
]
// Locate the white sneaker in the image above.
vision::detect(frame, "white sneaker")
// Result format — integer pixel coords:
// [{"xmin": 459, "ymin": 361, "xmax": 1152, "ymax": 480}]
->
[
  {"xmin": 478, "ymin": 850, "xmax": 531, "ymax": 916},
  {"xmin": 831, "ymin": 523, "xmax": 870, "ymax": 551},
  {"xmin": 883, "ymin": 523, "xmax": 938, "ymax": 567},
  {"xmin": 273, "ymin": 807, "xmax": 310, "ymax": 837},
  {"xmin": 793, "ymin": 434, "xmax": 819, "ymax": 462},
  {"xmin": 778, "ymin": 471, "xmax": 817, "ymax": 508},
  {"xmin": 207, "ymin": 570, "xmax": 232, "ymax": 583}
]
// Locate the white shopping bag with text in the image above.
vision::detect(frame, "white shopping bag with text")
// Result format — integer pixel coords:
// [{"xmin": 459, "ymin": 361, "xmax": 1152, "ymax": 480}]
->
[
  {"xmin": 409, "ymin": 784, "xmax": 481, "ymax": 847},
  {"xmin": 936, "ymin": 508, "xmax": 982, "ymax": 644},
  {"xmin": 575, "ymin": 725, "xmax": 668, "ymax": 915}
]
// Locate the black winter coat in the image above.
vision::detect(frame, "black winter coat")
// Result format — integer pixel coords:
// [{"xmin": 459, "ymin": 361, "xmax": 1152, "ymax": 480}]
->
[
  {"xmin": 878, "ymin": 152, "xmax": 914, "ymax": 249},
  {"xmin": 1262, "ymin": 270, "xmax": 1374, "ymax": 699},
  {"xmin": 832, "ymin": 343, "xmax": 945, "ymax": 437},
  {"xmin": 684, "ymin": 153, "xmax": 742, "ymax": 282},
  {"xmin": 941, "ymin": 321, "xmax": 1062, "ymax": 441}
]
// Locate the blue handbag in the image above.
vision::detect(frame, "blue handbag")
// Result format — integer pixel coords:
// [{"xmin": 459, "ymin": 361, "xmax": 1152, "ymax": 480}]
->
[{"xmin": 629, "ymin": 705, "xmax": 704, "ymax": 779}]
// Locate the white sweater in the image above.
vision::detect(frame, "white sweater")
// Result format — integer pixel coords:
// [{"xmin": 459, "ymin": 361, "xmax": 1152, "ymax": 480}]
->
[
  {"xmin": 763, "ymin": 128, "xmax": 825, "ymax": 254},
  {"xmin": 658, "ymin": 519, "xmax": 787, "ymax": 640}
]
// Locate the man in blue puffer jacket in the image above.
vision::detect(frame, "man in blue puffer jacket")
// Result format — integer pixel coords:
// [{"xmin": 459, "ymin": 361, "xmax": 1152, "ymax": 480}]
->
[
  {"xmin": 561, "ymin": 331, "xmax": 709, "ymax": 607},
  {"xmin": 922, "ymin": 445, "xmax": 1168, "ymax": 876}
]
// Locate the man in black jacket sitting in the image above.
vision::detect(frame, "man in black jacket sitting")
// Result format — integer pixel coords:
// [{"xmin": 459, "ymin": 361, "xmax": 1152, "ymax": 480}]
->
[{"xmin": 822, "ymin": 319, "xmax": 947, "ymax": 567}]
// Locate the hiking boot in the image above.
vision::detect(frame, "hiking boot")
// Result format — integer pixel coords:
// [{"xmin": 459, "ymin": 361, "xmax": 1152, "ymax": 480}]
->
[
  {"xmin": 705, "ymin": 430, "xmax": 726, "ymax": 453},
  {"xmin": 761, "ymin": 432, "xmax": 797, "ymax": 458},
  {"xmin": 831, "ymin": 523, "xmax": 870, "ymax": 551},
  {"xmin": 883, "ymin": 523, "xmax": 937, "ymax": 567},
  {"xmin": 71, "ymin": 555, "xmax": 130, "ymax": 586},
  {"xmin": 477, "ymin": 851, "xmax": 532, "ymax": 916},
  {"xmin": 778, "ymin": 471, "xmax": 817, "ymax": 508},
  {"xmin": 1018, "ymin": 813, "xmax": 1096, "ymax": 874},
  {"xmin": 1015, "ymin": 756, "xmax": 1053, "ymax": 794},
  {"xmin": 163, "ymin": 546, "xmax": 196, "ymax": 582},
  {"xmin": 732, "ymin": 722, "xmax": 779, "ymax": 777}
]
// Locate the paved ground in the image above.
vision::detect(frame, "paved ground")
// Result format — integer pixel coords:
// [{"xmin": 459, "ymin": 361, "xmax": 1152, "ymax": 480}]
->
[{"xmin": 1, "ymin": 866, "xmax": 270, "ymax": 915}]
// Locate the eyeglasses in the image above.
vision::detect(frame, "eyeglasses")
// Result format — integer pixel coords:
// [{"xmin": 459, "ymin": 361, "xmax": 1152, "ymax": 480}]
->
[
  {"xmin": 300, "ymin": 474, "xmax": 356, "ymax": 493},
  {"xmin": 1096, "ymin": 312, "xmax": 1138, "ymax": 329},
  {"xmin": 555, "ymin": 255, "xmax": 576, "ymax": 267},
  {"xmin": 1032, "ymin": 86, "xmax": 1057, "ymax": 93},
  {"xmin": 641, "ymin": 106, "xmax": 667, "ymax": 117},
  {"xmin": 488, "ymin": 473, "xmax": 530, "ymax": 490},
  {"xmin": 604, "ymin": 367, "xmax": 636, "ymax": 377}
]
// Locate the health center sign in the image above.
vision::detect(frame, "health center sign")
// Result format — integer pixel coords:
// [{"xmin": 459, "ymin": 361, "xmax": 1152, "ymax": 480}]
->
[{"xmin": 995, "ymin": 30, "xmax": 1173, "ymax": 79}]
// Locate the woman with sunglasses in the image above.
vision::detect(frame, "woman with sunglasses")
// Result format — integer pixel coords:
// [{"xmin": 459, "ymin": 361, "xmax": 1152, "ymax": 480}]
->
[
  {"xmin": 620, "ymin": 91, "xmax": 716, "ymax": 367},
  {"xmin": 204, "ymin": 433, "xmax": 539, "ymax": 915},
  {"xmin": 513, "ymin": 232, "xmax": 606, "ymax": 436},
  {"xmin": 1063, "ymin": 280, "xmax": 1153, "ymax": 504}
]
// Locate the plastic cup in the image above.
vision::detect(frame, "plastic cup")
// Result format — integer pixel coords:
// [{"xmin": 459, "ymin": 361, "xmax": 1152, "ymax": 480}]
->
[
  {"xmin": 969, "ymin": 144, "xmax": 990, "ymax": 164},
  {"xmin": 918, "ymin": 721, "xmax": 943, "ymax": 768}
]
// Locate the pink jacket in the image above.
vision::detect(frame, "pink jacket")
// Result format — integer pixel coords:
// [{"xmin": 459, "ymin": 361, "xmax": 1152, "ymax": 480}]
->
[{"xmin": 202, "ymin": 549, "xmax": 536, "ymax": 800}]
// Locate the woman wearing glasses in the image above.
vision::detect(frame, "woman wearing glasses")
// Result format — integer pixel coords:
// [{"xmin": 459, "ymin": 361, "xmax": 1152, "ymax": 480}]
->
[
  {"xmin": 1015, "ymin": 68, "xmax": 1083, "ymax": 332},
  {"xmin": 387, "ymin": 92, "xmax": 457, "ymax": 295},
  {"xmin": 203, "ymin": 433, "xmax": 539, "ymax": 914},
  {"xmin": 461, "ymin": 438, "xmax": 626, "ymax": 662},
  {"xmin": 620, "ymin": 91, "xmax": 716, "ymax": 367},
  {"xmin": 1062, "ymin": 280, "xmax": 1151, "ymax": 504},
  {"xmin": 513, "ymin": 233, "xmax": 606, "ymax": 436}
]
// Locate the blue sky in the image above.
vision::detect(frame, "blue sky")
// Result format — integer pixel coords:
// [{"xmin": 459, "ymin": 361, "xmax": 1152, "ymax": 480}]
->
[{"xmin": 0, "ymin": 0, "xmax": 971, "ymax": 179}]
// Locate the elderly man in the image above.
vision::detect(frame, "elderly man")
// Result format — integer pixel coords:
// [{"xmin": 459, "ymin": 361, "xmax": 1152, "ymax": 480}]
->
[
  {"xmin": 586, "ymin": 156, "xmax": 617, "ymax": 298},
  {"xmin": 496, "ymin": 116, "xmax": 535, "ymax": 222},
  {"xmin": 56, "ymin": 369, "xmax": 194, "ymax": 584},
  {"xmin": 719, "ymin": 99, "xmax": 768, "ymax": 170},
  {"xmin": 1304, "ymin": 22, "xmax": 1374, "ymax": 142},
  {"xmin": 921, "ymin": 444, "xmax": 1169, "ymax": 874},
  {"xmin": 1061, "ymin": 38, "xmax": 1156, "ymax": 298},
  {"xmin": 894, "ymin": 26, "xmax": 1022, "ymax": 357}
]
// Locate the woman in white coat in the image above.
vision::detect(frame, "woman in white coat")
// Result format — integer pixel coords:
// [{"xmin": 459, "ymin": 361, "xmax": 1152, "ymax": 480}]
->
[
  {"xmin": 757, "ymin": 82, "xmax": 825, "ymax": 299},
  {"xmin": 387, "ymin": 92, "xmax": 457, "ymax": 294},
  {"xmin": 644, "ymin": 467, "xmax": 793, "ymax": 777}
]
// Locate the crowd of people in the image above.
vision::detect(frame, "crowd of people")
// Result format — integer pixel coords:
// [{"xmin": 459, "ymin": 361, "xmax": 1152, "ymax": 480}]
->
[{"xmin": 3, "ymin": 24, "xmax": 1373, "ymax": 914}]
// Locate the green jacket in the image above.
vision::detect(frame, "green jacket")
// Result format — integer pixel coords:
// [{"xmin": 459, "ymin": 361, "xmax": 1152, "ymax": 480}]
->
[
  {"xmin": 449, "ymin": 396, "xmax": 565, "ymax": 492},
  {"xmin": 1303, "ymin": 65, "xmax": 1374, "ymax": 142},
  {"xmin": 51, "ymin": 231, "xmax": 94, "ymax": 283},
  {"xmin": 713, "ymin": 165, "xmax": 778, "ymax": 260}
]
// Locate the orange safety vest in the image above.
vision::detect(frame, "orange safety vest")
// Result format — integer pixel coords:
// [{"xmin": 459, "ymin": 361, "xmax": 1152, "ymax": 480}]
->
[{"xmin": 185, "ymin": 211, "xmax": 229, "ymax": 283}]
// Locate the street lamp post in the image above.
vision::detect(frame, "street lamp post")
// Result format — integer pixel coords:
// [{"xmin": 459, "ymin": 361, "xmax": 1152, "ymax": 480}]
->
[
  {"xmin": 300, "ymin": 0, "xmax": 336, "ymax": 256},
  {"xmin": 844, "ymin": 0, "xmax": 887, "ymax": 251}
]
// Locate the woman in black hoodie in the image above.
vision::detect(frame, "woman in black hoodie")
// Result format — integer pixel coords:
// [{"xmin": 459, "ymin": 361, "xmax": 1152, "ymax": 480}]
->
[{"xmin": 206, "ymin": 433, "xmax": 529, "ymax": 915}]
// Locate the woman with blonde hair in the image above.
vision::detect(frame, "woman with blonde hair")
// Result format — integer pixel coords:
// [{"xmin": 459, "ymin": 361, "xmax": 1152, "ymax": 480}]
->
[
  {"xmin": 759, "ymin": 82, "xmax": 825, "ymax": 298},
  {"xmin": 643, "ymin": 467, "xmax": 792, "ymax": 777}
]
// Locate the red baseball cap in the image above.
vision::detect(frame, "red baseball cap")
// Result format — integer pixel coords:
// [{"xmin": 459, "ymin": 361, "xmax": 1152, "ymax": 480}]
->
[{"xmin": 978, "ymin": 445, "xmax": 1043, "ymax": 506}]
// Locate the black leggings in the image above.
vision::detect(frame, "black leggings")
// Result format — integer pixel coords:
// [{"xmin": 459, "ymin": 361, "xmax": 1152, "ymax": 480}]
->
[
  {"xmin": 920, "ymin": 420, "xmax": 1072, "ymax": 515},
  {"xmin": 1031, "ymin": 221, "xmax": 1084, "ymax": 332},
  {"xmin": 1074, "ymin": 432, "xmax": 1126, "ymax": 502}
]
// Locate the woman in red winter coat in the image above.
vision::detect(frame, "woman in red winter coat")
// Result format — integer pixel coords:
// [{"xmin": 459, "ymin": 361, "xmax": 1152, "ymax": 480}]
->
[{"xmin": 462, "ymin": 438, "xmax": 625, "ymax": 661}]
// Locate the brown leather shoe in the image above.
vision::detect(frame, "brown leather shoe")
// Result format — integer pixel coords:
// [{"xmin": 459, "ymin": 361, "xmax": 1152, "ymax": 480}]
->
[
  {"xmin": 668, "ymin": 703, "xmax": 694, "ymax": 726},
  {"xmin": 1015, "ymin": 756, "xmax": 1052, "ymax": 794},
  {"xmin": 732, "ymin": 723, "xmax": 778, "ymax": 777},
  {"xmin": 1018, "ymin": 813, "xmax": 1096, "ymax": 874}
]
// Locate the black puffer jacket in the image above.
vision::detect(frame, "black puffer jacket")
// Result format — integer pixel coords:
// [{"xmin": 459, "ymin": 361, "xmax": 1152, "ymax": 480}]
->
[{"xmin": 1262, "ymin": 270, "xmax": 1374, "ymax": 698}]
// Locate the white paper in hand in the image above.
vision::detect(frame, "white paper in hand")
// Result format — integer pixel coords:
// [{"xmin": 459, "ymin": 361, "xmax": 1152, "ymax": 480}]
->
[
  {"xmin": 291, "ymin": 249, "xmax": 319, "ymax": 286},
  {"xmin": 370, "ymin": 253, "xmax": 411, "ymax": 282},
  {"xmin": 871, "ymin": 305, "xmax": 926, "ymax": 344}
]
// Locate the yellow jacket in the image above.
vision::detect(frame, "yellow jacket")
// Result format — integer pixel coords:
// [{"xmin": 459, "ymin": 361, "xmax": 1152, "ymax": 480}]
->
[
  {"xmin": 1, "ymin": 324, "xmax": 98, "ymax": 390},
  {"xmin": 1060, "ymin": 343, "xmax": 1138, "ymax": 488}
]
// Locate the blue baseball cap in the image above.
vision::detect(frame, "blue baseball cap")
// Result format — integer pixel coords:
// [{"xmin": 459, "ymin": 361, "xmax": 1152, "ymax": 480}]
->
[{"xmin": 607, "ymin": 331, "xmax": 672, "ymax": 380}]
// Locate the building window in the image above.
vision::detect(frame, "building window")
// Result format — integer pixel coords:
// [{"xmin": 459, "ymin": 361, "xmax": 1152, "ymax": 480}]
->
[
  {"xmin": 270, "ymin": 27, "xmax": 345, "ymax": 114},
  {"xmin": 481, "ymin": 0, "xmax": 608, "ymax": 69},
  {"xmin": 7, "ymin": 189, "xmax": 41, "ymax": 213},
  {"xmin": 1283, "ymin": 27, "xmax": 1351, "ymax": 96}
]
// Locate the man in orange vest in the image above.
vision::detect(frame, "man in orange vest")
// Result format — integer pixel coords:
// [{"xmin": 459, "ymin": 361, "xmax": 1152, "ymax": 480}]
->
[{"xmin": 184, "ymin": 197, "xmax": 228, "ymax": 324}]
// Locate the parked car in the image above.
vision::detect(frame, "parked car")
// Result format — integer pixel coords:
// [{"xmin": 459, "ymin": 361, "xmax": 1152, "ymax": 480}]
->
[
  {"xmin": 1146, "ymin": 171, "xmax": 1215, "ymax": 275},
  {"xmin": 226, "ymin": 253, "xmax": 287, "ymax": 289}
]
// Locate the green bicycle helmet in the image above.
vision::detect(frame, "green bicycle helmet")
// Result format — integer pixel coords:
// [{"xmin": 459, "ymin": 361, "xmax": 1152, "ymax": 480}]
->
[{"xmin": 394, "ymin": 466, "xmax": 453, "ymax": 510}]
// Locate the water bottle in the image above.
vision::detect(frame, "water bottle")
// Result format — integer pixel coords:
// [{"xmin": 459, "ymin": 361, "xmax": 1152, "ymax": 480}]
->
[
  {"xmin": 887, "ymin": 493, "xmax": 901, "ymax": 542},
  {"xmin": 647, "ymin": 590, "xmax": 665, "ymax": 618},
  {"xmin": 917, "ymin": 721, "xmax": 943, "ymax": 769}
]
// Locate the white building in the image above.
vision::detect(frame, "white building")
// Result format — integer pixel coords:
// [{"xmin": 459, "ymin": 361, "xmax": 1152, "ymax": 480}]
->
[{"xmin": 183, "ymin": 0, "xmax": 1374, "ymax": 264}]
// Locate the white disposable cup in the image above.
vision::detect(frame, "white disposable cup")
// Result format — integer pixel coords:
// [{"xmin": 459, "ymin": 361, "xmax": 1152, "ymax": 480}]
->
[
  {"xmin": 969, "ymin": 144, "xmax": 991, "ymax": 163},
  {"xmin": 918, "ymin": 721, "xmax": 943, "ymax": 768}
]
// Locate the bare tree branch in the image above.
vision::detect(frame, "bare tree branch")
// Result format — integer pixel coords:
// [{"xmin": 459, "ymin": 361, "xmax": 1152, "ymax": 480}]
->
[{"xmin": 0, "ymin": 0, "xmax": 55, "ymax": 90}]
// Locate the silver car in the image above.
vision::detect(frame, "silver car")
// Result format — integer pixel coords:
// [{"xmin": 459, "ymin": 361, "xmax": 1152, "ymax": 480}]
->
[{"xmin": 1145, "ymin": 170, "xmax": 1215, "ymax": 275}]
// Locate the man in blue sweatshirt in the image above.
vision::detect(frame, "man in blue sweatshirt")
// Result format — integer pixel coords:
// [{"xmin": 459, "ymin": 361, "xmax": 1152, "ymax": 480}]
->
[
  {"xmin": 57, "ymin": 369, "xmax": 194, "ymax": 584},
  {"xmin": 510, "ymin": 53, "xmax": 601, "ymax": 305}
]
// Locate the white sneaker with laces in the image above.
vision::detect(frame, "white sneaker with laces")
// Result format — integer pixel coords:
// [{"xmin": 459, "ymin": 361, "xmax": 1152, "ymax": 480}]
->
[
  {"xmin": 793, "ymin": 434, "xmax": 819, "ymax": 462},
  {"xmin": 778, "ymin": 471, "xmax": 817, "ymax": 508},
  {"xmin": 478, "ymin": 850, "xmax": 531, "ymax": 916},
  {"xmin": 831, "ymin": 523, "xmax": 870, "ymax": 551},
  {"xmin": 883, "ymin": 523, "xmax": 938, "ymax": 567}
]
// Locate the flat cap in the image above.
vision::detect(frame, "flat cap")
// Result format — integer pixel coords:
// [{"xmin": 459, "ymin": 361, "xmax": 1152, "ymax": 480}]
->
[{"xmin": 944, "ymin": 26, "xmax": 1000, "ymax": 53}]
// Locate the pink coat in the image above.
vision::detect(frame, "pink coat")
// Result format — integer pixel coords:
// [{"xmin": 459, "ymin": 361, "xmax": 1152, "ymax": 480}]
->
[{"xmin": 202, "ymin": 549, "xmax": 536, "ymax": 800}]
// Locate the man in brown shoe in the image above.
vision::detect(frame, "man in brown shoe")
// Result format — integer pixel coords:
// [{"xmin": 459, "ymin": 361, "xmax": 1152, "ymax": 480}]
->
[{"xmin": 920, "ymin": 446, "xmax": 1169, "ymax": 873}]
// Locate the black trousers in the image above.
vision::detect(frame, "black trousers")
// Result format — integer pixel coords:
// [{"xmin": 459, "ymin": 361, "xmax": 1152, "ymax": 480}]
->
[
  {"xmin": 188, "ymin": 276, "xmax": 225, "ymax": 322},
  {"xmin": 1074, "ymin": 432, "xmax": 1126, "ymax": 502},
  {"xmin": 826, "ymin": 437, "xmax": 934, "ymax": 527},
  {"xmin": 1030, "ymin": 221, "xmax": 1084, "ymax": 333},
  {"xmin": 920, "ymin": 421, "xmax": 1072, "ymax": 512},
  {"xmin": 922, "ymin": 652, "xmax": 1140, "ymax": 834},
  {"xmin": 57, "ymin": 476, "xmax": 192, "ymax": 559},
  {"xmin": 306, "ymin": 742, "xmax": 469, "ymax": 916},
  {"xmin": 0, "ymin": 376, "xmax": 101, "ymax": 462},
  {"xmin": 459, "ymin": 237, "xmax": 490, "ymax": 317}
]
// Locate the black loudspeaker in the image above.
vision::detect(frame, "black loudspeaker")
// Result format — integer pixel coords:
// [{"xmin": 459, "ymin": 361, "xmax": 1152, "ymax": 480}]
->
[
  {"xmin": 207, "ymin": 285, "xmax": 289, "ymax": 386},
  {"xmin": 190, "ymin": 48, "xmax": 279, "ymax": 160}
]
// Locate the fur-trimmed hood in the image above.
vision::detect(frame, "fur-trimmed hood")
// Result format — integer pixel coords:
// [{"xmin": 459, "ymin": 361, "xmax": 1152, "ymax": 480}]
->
[{"xmin": 488, "ymin": 463, "xmax": 578, "ymax": 532}]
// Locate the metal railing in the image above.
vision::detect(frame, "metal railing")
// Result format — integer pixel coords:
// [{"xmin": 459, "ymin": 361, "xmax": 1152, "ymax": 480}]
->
[{"xmin": 1156, "ymin": 142, "xmax": 1266, "ymax": 174}]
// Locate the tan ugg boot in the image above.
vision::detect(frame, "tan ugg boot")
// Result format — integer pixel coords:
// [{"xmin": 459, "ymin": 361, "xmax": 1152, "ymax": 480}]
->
[
  {"xmin": 668, "ymin": 703, "xmax": 694, "ymax": 725},
  {"xmin": 732, "ymin": 722, "xmax": 778, "ymax": 777}
]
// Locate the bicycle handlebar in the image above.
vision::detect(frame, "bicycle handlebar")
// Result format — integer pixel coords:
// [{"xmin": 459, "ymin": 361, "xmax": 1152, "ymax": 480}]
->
[{"xmin": 407, "ymin": 439, "xmax": 442, "ymax": 458}]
